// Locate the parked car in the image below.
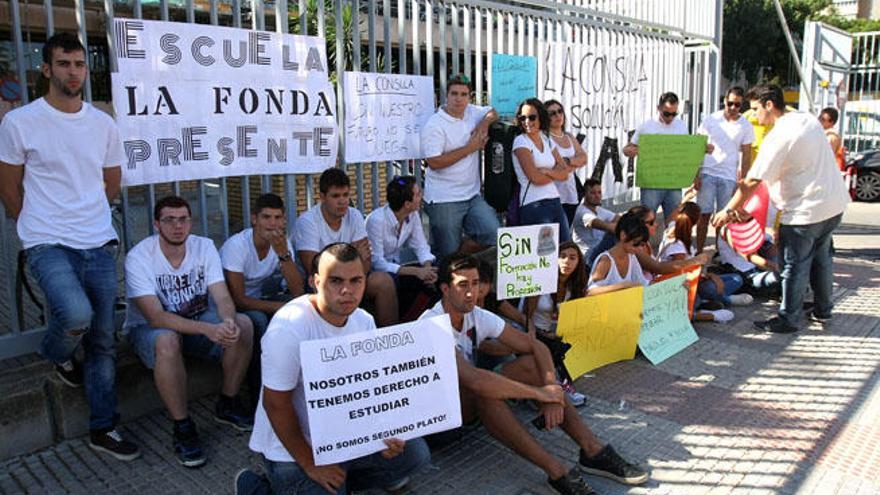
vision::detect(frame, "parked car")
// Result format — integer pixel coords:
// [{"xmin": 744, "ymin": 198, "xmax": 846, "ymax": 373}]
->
[{"xmin": 848, "ymin": 148, "xmax": 880, "ymax": 202}]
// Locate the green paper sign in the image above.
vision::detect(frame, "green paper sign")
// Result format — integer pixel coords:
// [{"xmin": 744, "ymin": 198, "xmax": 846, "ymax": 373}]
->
[
  {"xmin": 635, "ymin": 134, "xmax": 708, "ymax": 189},
  {"xmin": 637, "ymin": 275, "xmax": 699, "ymax": 365}
]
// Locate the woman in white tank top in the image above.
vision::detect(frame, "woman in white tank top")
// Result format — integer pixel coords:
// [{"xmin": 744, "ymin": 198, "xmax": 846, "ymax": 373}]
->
[
  {"xmin": 545, "ymin": 99, "xmax": 588, "ymax": 227},
  {"xmin": 587, "ymin": 213, "xmax": 651, "ymax": 295}
]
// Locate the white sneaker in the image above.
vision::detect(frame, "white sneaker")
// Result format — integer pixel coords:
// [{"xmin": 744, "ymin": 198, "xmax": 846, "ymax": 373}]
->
[
  {"xmin": 728, "ymin": 294, "xmax": 754, "ymax": 306},
  {"xmin": 710, "ymin": 309, "xmax": 735, "ymax": 323}
]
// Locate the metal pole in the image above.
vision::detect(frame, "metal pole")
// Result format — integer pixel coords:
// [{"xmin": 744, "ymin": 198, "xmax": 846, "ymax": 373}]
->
[{"xmin": 772, "ymin": 0, "xmax": 813, "ymax": 113}]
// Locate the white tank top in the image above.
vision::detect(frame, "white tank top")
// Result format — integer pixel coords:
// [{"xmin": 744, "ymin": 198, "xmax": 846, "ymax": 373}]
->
[
  {"xmin": 552, "ymin": 134, "xmax": 579, "ymax": 205},
  {"xmin": 588, "ymin": 251, "xmax": 649, "ymax": 290}
]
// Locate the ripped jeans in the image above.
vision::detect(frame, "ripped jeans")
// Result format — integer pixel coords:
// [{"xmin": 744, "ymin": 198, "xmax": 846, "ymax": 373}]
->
[{"xmin": 27, "ymin": 243, "xmax": 119, "ymax": 431}]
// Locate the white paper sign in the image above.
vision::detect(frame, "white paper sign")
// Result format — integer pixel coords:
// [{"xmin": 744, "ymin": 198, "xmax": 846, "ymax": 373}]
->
[
  {"xmin": 496, "ymin": 224, "xmax": 559, "ymax": 300},
  {"xmin": 342, "ymin": 72, "xmax": 435, "ymax": 163},
  {"xmin": 111, "ymin": 19, "xmax": 338, "ymax": 186},
  {"xmin": 301, "ymin": 315, "xmax": 461, "ymax": 465}
]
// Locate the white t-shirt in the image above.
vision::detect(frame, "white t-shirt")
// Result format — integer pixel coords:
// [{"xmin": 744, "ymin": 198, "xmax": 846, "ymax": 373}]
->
[
  {"xmin": 0, "ymin": 98, "xmax": 123, "ymax": 249},
  {"xmin": 631, "ymin": 116, "xmax": 688, "ymax": 144},
  {"xmin": 719, "ymin": 237, "xmax": 756, "ymax": 272},
  {"xmin": 249, "ymin": 295, "xmax": 377, "ymax": 463},
  {"xmin": 365, "ymin": 205, "xmax": 434, "ymax": 274},
  {"xmin": 294, "ymin": 204, "xmax": 369, "ymax": 254},
  {"xmin": 220, "ymin": 228, "xmax": 295, "ymax": 299},
  {"xmin": 553, "ymin": 135, "xmax": 579, "ymax": 205},
  {"xmin": 419, "ymin": 301, "xmax": 505, "ymax": 364},
  {"xmin": 656, "ymin": 238, "xmax": 697, "ymax": 263},
  {"xmin": 512, "ymin": 133, "xmax": 560, "ymax": 206},
  {"xmin": 698, "ymin": 110, "xmax": 755, "ymax": 182},
  {"xmin": 124, "ymin": 235, "xmax": 226, "ymax": 328},
  {"xmin": 747, "ymin": 112, "xmax": 849, "ymax": 225},
  {"xmin": 532, "ymin": 290, "xmax": 572, "ymax": 334},
  {"xmin": 420, "ymin": 104, "xmax": 491, "ymax": 203},
  {"xmin": 571, "ymin": 204, "xmax": 616, "ymax": 256}
]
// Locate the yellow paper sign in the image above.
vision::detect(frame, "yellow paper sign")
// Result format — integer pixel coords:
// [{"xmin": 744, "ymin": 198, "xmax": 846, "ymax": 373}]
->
[{"xmin": 557, "ymin": 286, "xmax": 644, "ymax": 378}]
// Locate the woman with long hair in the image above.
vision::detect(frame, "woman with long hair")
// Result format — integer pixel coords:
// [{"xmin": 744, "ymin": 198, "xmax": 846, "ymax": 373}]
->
[
  {"xmin": 587, "ymin": 213, "xmax": 651, "ymax": 295},
  {"xmin": 512, "ymin": 98, "xmax": 573, "ymax": 240},
  {"xmin": 524, "ymin": 241, "xmax": 589, "ymax": 406},
  {"xmin": 544, "ymin": 99, "xmax": 588, "ymax": 226}
]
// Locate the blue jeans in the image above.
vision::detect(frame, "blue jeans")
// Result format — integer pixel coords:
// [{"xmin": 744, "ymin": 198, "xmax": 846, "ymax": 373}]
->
[
  {"xmin": 242, "ymin": 438, "xmax": 430, "ymax": 495},
  {"xmin": 640, "ymin": 188, "xmax": 682, "ymax": 219},
  {"xmin": 127, "ymin": 305, "xmax": 224, "ymax": 369},
  {"xmin": 698, "ymin": 273, "xmax": 744, "ymax": 306},
  {"xmin": 424, "ymin": 195, "xmax": 500, "ymax": 259},
  {"xmin": 26, "ymin": 243, "xmax": 119, "ymax": 431},
  {"xmin": 518, "ymin": 198, "xmax": 571, "ymax": 243},
  {"xmin": 697, "ymin": 174, "xmax": 736, "ymax": 214},
  {"xmin": 778, "ymin": 214, "xmax": 842, "ymax": 327}
]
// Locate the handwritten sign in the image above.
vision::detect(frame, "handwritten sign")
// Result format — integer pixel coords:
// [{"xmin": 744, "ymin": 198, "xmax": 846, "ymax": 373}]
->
[
  {"xmin": 491, "ymin": 54, "xmax": 537, "ymax": 117},
  {"xmin": 496, "ymin": 224, "xmax": 559, "ymax": 300},
  {"xmin": 653, "ymin": 264, "xmax": 702, "ymax": 318},
  {"xmin": 635, "ymin": 134, "xmax": 708, "ymax": 189},
  {"xmin": 638, "ymin": 275, "xmax": 698, "ymax": 365},
  {"xmin": 301, "ymin": 316, "xmax": 461, "ymax": 465},
  {"xmin": 342, "ymin": 72, "xmax": 435, "ymax": 162},
  {"xmin": 111, "ymin": 19, "xmax": 337, "ymax": 185},
  {"xmin": 557, "ymin": 286, "xmax": 643, "ymax": 378}
]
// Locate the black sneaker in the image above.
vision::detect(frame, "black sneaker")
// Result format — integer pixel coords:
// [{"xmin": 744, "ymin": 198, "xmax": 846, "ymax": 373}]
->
[
  {"xmin": 215, "ymin": 395, "xmax": 254, "ymax": 432},
  {"xmin": 89, "ymin": 429, "xmax": 141, "ymax": 461},
  {"xmin": 55, "ymin": 360, "xmax": 84, "ymax": 388},
  {"xmin": 809, "ymin": 311, "xmax": 832, "ymax": 323},
  {"xmin": 173, "ymin": 419, "xmax": 207, "ymax": 468},
  {"xmin": 579, "ymin": 445, "xmax": 648, "ymax": 485},
  {"xmin": 548, "ymin": 468, "xmax": 597, "ymax": 495},
  {"xmin": 753, "ymin": 317, "xmax": 799, "ymax": 334}
]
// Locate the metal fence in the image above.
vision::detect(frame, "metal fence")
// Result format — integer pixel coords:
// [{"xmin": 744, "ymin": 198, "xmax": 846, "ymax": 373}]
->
[
  {"xmin": 846, "ymin": 30, "xmax": 880, "ymax": 153},
  {"xmin": 0, "ymin": 0, "xmax": 722, "ymax": 359}
]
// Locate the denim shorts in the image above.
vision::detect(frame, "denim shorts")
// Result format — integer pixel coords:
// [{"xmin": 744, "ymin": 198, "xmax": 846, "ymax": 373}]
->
[
  {"xmin": 697, "ymin": 174, "xmax": 737, "ymax": 214},
  {"xmin": 127, "ymin": 306, "xmax": 224, "ymax": 369}
]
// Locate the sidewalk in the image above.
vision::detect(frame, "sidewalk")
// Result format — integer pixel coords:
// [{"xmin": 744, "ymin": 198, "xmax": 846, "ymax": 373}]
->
[{"xmin": 1, "ymin": 246, "xmax": 879, "ymax": 494}]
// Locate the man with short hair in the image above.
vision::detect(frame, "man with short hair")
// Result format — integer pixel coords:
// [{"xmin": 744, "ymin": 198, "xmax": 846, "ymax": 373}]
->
[
  {"xmin": 125, "ymin": 195, "xmax": 254, "ymax": 467},
  {"xmin": 694, "ymin": 86, "xmax": 755, "ymax": 252},
  {"xmin": 294, "ymin": 168, "xmax": 398, "ymax": 326},
  {"xmin": 713, "ymin": 84, "xmax": 850, "ymax": 333},
  {"xmin": 420, "ymin": 254, "xmax": 648, "ymax": 495},
  {"xmin": 237, "ymin": 243, "xmax": 430, "ymax": 495},
  {"xmin": 421, "ymin": 74, "xmax": 500, "ymax": 258},
  {"xmin": 571, "ymin": 179, "xmax": 619, "ymax": 263},
  {"xmin": 0, "ymin": 33, "xmax": 139, "ymax": 460},
  {"xmin": 365, "ymin": 175, "xmax": 437, "ymax": 320},
  {"xmin": 623, "ymin": 92, "xmax": 693, "ymax": 219}
]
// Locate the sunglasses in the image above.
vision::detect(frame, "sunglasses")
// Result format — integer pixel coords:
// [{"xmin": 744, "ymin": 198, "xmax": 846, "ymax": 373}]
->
[
  {"xmin": 548, "ymin": 109, "xmax": 564, "ymax": 117},
  {"xmin": 661, "ymin": 111, "xmax": 678, "ymax": 118},
  {"xmin": 517, "ymin": 114, "xmax": 539, "ymax": 122},
  {"xmin": 725, "ymin": 101, "xmax": 741, "ymax": 108}
]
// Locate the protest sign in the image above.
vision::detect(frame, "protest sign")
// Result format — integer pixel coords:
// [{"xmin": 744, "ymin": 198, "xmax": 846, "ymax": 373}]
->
[
  {"xmin": 635, "ymin": 134, "xmax": 708, "ymax": 189},
  {"xmin": 654, "ymin": 264, "xmax": 702, "ymax": 318},
  {"xmin": 496, "ymin": 224, "xmax": 559, "ymax": 300},
  {"xmin": 557, "ymin": 286, "xmax": 643, "ymax": 378},
  {"xmin": 638, "ymin": 275, "xmax": 698, "ymax": 365},
  {"xmin": 491, "ymin": 54, "xmax": 537, "ymax": 117},
  {"xmin": 300, "ymin": 315, "xmax": 461, "ymax": 465},
  {"xmin": 342, "ymin": 72, "xmax": 435, "ymax": 163},
  {"xmin": 111, "ymin": 19, "xmax": 337, "ymax": 186}
]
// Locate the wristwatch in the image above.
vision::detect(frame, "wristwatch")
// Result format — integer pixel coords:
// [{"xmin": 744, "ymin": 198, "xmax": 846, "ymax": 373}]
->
[{"xmin": 278, "ymin": 252, "xmax": 292, "ymax": 263}]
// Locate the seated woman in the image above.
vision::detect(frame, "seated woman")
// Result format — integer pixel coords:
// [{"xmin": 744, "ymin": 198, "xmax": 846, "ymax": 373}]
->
[
  {"xmin": 524, "ymin": 241, "xmax": 589, "ymax": 407},
  {"xmin": 587, "ymin": 213, "xmax": 652, "ymax": 295}
]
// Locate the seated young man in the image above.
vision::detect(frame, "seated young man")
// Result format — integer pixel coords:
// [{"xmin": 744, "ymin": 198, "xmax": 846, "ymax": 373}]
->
[
  {"xmin": 220, "ymin": 193, "xmax": 305, "ymax": 410},
  {"xmin": 124, "ymin": 195, "xmax": 253, "ymax": 468},
  {"xmin": 572, "ymin": 179, "xmax": 618, "ymax": 266},
  {"xmin": 420, "ymin": 254, "xmax": 648, "ymax": 495},
  {"xmin": 237, "ymin": 243, "xmax": 430, "ymax": 495},
  {"xmin": 294, "ymin": 168, "xmax": 398, "ymax": 326},
  {"xmin": 365, "ymin": 175, "xmax": 438, "ymax": 321}
]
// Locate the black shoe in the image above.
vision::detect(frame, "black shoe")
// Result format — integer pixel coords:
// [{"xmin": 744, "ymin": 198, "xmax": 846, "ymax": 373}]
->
[
  {"xmin": 55, "ymin": 360, "xmax": 84, "ymax": 387},
  {"xmin": 548, "ymin": 468, "xmax": 597, "ymax": 495},
  {"xmin": 173, "ymin": 418, "xmax": 207, "ymax": 468},
  {"xmin": 753, "ymin": 317, "xmax": 799, "ymax": 334},
  {"xmin": 89, "ymin": 428, "xmax": 141, "ymax": 461},
  {"xmin": 579, "ymin": 445, "xmax": 649, "ymax": 485},
  {"xmin": 809, "ymin": 311, "xmax": 832, "ymax": 323},
  {"xmin": 215, "ymin": 395, "xmax": 254, "ymax": 432}
]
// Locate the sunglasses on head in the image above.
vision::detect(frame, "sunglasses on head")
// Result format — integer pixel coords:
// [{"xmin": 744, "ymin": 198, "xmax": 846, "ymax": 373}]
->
[
  {"xmin": 517, "ymin": 114, "xmax": 539, "ymax": 122},
  {"xmin": 662, "ymin": 111, "xmax": 678, "ymax": 118}
]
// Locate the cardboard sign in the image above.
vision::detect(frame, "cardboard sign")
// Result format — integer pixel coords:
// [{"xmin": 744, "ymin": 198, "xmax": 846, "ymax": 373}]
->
[
  {"xmin": 557, "ymin": 286, "xmax": 643, "ymax": 378},
  {"xmin": 653, "ymin": 264, "xmax": 702, "ymax": 318},
  {"xmin": 491, "ymin": 54, "xmax": 537, "ymax": 117},
  {"xmin": 635, "ymin": 134, "xmax": 708, "ymax": 189},
  {"xmin": 111, "ymin": 19, "xmax": 338, "ymax": 185},
  {"xmin": 496, "ymin": 224, "xmax": 559, "ymax": 300},
  {"xmin": 301, "ymin": 316, "xmax": 461, "ymax": 465},
  {"xmin": 342, "ymin": 72, "xmax": 435, "ymax": 162},
  {"xmin": 638, "ymin": 275, "xmax": 699, "ymax": 365}
]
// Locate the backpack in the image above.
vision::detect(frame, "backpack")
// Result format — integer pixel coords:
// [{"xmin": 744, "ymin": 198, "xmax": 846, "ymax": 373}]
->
[{"xmin": 482, "ymin": 122, "xmax": 519, "ymax": 213}]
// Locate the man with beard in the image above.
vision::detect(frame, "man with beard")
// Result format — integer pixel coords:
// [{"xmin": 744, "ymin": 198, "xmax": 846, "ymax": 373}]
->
[
  {"xmin": 124, "ymin": 195, "xmax": 254, "ymax": 467},
  {"xmin": 0, "ymin": 33, "xmax": 139, "ymax": 461}
]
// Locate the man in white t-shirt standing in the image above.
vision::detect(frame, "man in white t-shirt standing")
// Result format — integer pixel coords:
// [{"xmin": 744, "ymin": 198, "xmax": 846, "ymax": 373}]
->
[
  {"xmin": 295, "ymin": 168, "xmax": 398, "ymax": 326},
  {"xmin": 237, "ymin": 243, "xmax": 430, "ymax": 495},
  {"xmin": 125, "ymin": 195, "xmax": 254, "ymax": 467},
  {"xmin": 420, "ymin": 74, "xmax": 500, "ymax": 259},
  {"xmin": 623, "ymin": 92, "xmax": 695, "ymax": 220},
  {"xmin": 695, "ymin": 86, "xmax": 754, "ymax": 252},
  {"xmin": 571, "ymin": 179, "xmax": 619, "ymax": 265},
  {"xmin": 713, "ymin": 84, "xmax": 850, "ymax": 334},
  {"xmin": 420, "ymin": 253, "xmax": 648, "ymax": 495},
  {"xmin": 0, "ymin": 33, "xmax": 139, "ymax": 461}
]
